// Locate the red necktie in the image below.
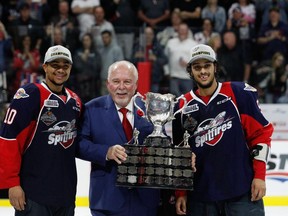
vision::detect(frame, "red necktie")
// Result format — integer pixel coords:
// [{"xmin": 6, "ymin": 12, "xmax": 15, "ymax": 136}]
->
[{"xmin": 119, "ymin": 108, "xmax": 133, "ymax": 141}]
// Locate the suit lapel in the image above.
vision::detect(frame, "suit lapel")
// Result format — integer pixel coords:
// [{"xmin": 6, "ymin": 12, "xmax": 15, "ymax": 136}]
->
[{"xmin": 105, "ymin": 96, "xmax": 127, "ymax": 142}]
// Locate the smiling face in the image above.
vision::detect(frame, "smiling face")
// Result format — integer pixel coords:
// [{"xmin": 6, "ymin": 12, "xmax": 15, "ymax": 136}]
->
[
  {"xmin": 43, "ymin": 59, "xmax": 72, "ymax": 93},
  {"xmin": 190, "ymin": 59, "xmax": 218, "ymax": 95},
  {"xmin": 106, "ymin": 61, "xmax": 138, "ymax": 108}
]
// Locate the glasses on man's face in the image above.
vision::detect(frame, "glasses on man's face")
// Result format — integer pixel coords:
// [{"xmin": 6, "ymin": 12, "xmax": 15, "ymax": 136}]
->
[
  {"xmin": 47, "ymin": 62, "xmax": 71, "ymax": 71},
  {"xmin": 192, "ymin": 63, "xmax": 213, "ymax": 72}
]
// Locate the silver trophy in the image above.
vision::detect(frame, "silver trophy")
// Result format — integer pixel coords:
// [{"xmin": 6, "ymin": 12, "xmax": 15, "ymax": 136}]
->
[
  {"xmin": 134, "ymin": 92, "xmax": 186, "ymax": 145},
  {"xmin": 116, "ymin": 92, "xmax": 194, "ymax": 190}
]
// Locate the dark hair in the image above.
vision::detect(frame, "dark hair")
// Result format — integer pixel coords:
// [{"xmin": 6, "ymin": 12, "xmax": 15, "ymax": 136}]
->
[
  {"xmin": 269, "ymin": 6, "xmax": 280, "ymax": 13},
  {"xmin": 81, "ymin": 33, "xmax": 96, "ymax": 50},
  {"xmin": 19, "ymin": 35, "xmax": 33, "ymax": 51},
  {"xmin": 202, "ymin": 18, "xmax": 214, "ymax": 28},
  {"xmin": 101, "ymin": 30, "xmax": 112, "ymax": 36},
  {"xmin": 18, "ymin": 2, "xmax": 30, "ymax": 11}
]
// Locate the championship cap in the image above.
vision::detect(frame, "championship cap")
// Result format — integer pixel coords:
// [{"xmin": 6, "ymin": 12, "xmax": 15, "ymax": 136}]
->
[
  {"xmin": 188, "ymin": 44, "xmax": 216, "ymax": 64},
  {"xmin": 44, "ymin": 45, "xmax": 73, "ymax": 64}
]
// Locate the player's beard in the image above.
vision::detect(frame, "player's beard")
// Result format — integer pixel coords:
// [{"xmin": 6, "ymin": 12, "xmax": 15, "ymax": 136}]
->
[
  {"xmin": 50, "ymin": 79, "xmax": 66, "ymax": 86},
  {"xmin": 195, "ymin": 77, "xmax": 215, "ymax": 89}
]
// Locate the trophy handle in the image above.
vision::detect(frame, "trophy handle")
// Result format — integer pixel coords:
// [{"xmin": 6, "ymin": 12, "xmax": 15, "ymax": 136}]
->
[
  {"xmin": 133, "ymin": 92, "xmax": 146, "ymax": 118},
  {"xmin": 173, "ymin": 94, "xmax": 187, "ymax": 117}
]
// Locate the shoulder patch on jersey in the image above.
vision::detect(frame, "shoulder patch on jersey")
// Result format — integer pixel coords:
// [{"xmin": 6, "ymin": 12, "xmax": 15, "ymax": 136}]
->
[
  {"xmin": 13, "ymin": 88, "xmax": 29, "ymax": 99},
  {"xmin": 244, "ymin": 83, "xmax": 257, "ymax": 92}
]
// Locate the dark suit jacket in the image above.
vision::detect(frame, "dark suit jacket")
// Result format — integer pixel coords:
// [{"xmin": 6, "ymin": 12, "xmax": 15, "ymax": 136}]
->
[{"xmin": 76, "ymin": 94, "xmax": 160, "ymax": 212}]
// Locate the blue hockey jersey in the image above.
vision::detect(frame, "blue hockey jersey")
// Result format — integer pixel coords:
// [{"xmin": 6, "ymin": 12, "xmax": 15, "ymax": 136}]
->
[
  {"xmin": 0, "ymin": 82, "xmax": 82, "ymax": 206},
  {"xmin": 173, "ymin": 82, "xmax": 273, "ymax": 202}
]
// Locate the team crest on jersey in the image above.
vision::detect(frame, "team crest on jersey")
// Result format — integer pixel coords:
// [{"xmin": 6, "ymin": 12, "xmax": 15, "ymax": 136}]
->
[
  {"xmin": 193, "ymin": 111, "xmax": 234, "ymax": 147},
  {"xmin": 13, "ymin": 88, "xmax": 29, "ymax": 99},
  {"xmin": 40, "ymin": 109, "xmax": 57, "ymax": 126},
  {"xmin": 244, "ymin": 83, "xmax": 257, "ymax": 92},
  {"xmin": 44, "ymin": 99, "xmax": 59, "ymax": 107},
  {"xmin": 45, "ymin": 119, "xmax": 77, "ymax": 149}
]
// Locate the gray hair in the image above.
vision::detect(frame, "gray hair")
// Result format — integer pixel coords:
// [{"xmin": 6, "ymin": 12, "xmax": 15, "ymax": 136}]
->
[{"xmin": 107, "ymin": 60, "xmax": 138, "ymax": 81}]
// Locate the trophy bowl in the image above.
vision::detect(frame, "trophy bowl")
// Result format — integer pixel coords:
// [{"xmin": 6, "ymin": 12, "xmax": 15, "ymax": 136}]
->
[{"xmin": 135, "ymin": 92, "xmax": 186, "ymax": 139}]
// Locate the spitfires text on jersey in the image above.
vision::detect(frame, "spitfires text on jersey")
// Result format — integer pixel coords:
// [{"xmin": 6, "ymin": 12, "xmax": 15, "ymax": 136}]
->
[{"xmin": 46, "ymin": 120, "xmax": 77, "ymax": 148}]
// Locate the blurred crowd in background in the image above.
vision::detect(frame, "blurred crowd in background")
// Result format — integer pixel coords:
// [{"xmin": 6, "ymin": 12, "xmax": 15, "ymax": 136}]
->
[{"xmin": 1, "ymin": 0, "xmax": 288, "ymax": 104}]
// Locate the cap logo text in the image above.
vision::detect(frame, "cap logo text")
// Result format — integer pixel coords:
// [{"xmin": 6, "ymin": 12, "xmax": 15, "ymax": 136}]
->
[
  {"xmin": 192, "ymin": 51, "xmax": 210, "ymax": 57},
  {"xmin": 51, "ymin": 52, "xmax": 69, "ymax": 57}
]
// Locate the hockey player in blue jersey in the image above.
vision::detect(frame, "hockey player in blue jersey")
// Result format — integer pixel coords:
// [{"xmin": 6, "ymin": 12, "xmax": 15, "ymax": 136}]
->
[
  {"xmin": 173, "ymin": 44, "xmax": 274, "ymax": 216},
  {"xmin": 0, "ymin": 45, "xmax": 82, "ymax": 215}
]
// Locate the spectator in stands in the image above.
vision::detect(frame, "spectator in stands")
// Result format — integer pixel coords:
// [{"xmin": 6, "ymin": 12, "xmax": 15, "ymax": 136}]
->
[
  {"xmin": 131, "ymin": 26, "xmax": 168, "ymax": 93},
  {"xmin": 157, "ymin": 9, "xmax": 193, "ymax": 47},
  {"xmin": 8, "ymin": 2, "xmax": 45, "ymax": 51},
  {"xmin": 12, "ymin": 35, "xmax": 41, "ymax": 94},
  {"xmin": 101, "ymin": 0, "xmax": 140, "ymax": 60},
  {"xmin": 254, "ymin": 52, "xmax": 288, "ymax": 103},
  {"xmin": 194, "ymin": 18, "xmax": 220, "ymax": 44},
  {"xmin": 73, "ymin": 33, "xmax": 102, "ymax": 103},
  {"xmin": 207, "ymin": 34, "xmax": 227, "ymax": 81},
  {"xmin": 218, "ymin": 30, "xmax": 252, "ymax": 82},
  {"xmin": 227, "ymin": 6, "xmax": 252, "ymax": 39},
  {"xmin": 99, "ymin": 30, "xmax": 124, "ymax": 95},
  {"xmin": 0, "ymin": 21, "xmax": 14, "ymax": 101},
  {"xmin": 201, "ymin": 0, "xmax": 227, "ymax": 33},
  {"xmin": 71, "ymin": 0, "xmax": 100, "ymax": 39},
  {"xmin": 257, "ymin": 6, "xmax": 288, "ymax": 61},
  {"xmin": 40, "ymin": 26, "xmax": 69, "ymax": 61},
  {"xmin": 0, "ymin": 21, "xmax": 13, "ymax": 74},
  {"xmin": 90, "ymin": 6, "xmax": 116, "ymax": 51},
  {"xmin": 0, "ymin": 1, "xmax": 19, "ymax": 27},
  {"xmin": 17, "ymin": 0, "xmax": 51, "ymax": 25},
  {"xmin": 208, "ymin": 34, "xmax": 222, "ymax": 54},
  {"xmin": 255, "ymin": 0, "xmax": 288, "ymax": 26},
  {"xmin": 170, "ymin": 0, "xmax": 204, "ymax": 30},
  {"xmin": 164, "ymin": 23, "xmax": 198, "ymax": 96},
  {"xmin": 137, "ymin": 0, "xmax": 170, "ymax": 30},
  {"xmin": 228, "ymin": 0, "xmax": 256, "ymax": 26},
  {"xmin": 50, "ymin": 0, "xmax": 80, "ymax": 54},
  {"xmin": 226, "ymin": 6, "xmax": 255, "ymax": 73}
]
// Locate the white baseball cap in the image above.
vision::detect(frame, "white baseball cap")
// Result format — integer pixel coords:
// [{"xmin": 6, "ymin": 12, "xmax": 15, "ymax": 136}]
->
[
  {"xmin": 188, "ymin": 44, "xmax": 216, "ymax": 64},
  {"xmin": 44, "ymin": 45, "xmax": 73, "ymax": 64}
]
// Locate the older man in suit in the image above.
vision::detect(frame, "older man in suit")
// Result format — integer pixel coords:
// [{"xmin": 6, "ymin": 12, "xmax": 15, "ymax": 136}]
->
[{"xmin": 76, "ymin": 60, "xmax": 160, "ymax": 216}]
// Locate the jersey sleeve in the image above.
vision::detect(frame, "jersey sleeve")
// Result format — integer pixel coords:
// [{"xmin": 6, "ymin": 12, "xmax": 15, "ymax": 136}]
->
[
  {"xmin": 232, "ymin": 82, "xmax": 274, "ymax": 180},
  {"xmin": 0, "ymin": 84, "xmax": 40, "ymax": 188}
]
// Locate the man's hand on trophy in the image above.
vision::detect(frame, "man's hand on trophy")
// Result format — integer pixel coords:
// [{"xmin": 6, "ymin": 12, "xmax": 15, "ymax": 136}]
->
[
  {"xmin": 191, "ymin": 152, "xmax": 197, "ymax": 172},
  {"xmin": 106, "ymin": 145, "xmax": 127, "ymax": 164}
]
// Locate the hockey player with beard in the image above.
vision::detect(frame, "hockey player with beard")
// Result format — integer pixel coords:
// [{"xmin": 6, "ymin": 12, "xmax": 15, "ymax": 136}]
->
[{"xmin": 173, "ymin": 44, "xmax": 274, "ymax": 216}]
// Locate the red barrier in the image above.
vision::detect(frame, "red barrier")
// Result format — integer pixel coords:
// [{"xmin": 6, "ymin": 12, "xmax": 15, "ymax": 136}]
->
[{"xmin": 137, "ymin": 62, "xmax": 152, "ymax": 95}]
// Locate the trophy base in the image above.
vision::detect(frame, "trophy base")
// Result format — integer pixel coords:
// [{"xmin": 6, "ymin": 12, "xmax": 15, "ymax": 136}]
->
[
  {"xmin": 116, "ymin": 144, "xmax": 194, "ymax": 190},
  {"xmin": 143, "ymin": 136, "xmax": 171, "ymax": 147}
]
